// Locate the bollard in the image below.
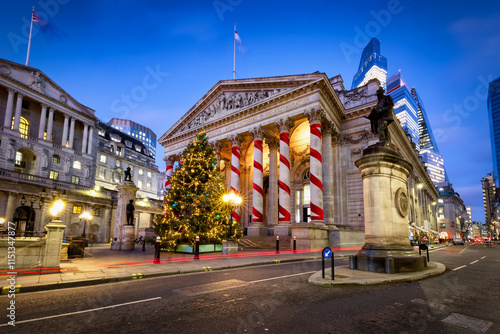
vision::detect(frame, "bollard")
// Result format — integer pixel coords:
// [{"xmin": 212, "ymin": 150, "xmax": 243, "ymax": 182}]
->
[
  {"xmin": 321, "ymin": 247, "xmax": 334, "ymax": 280},
  {"xmin": 385, "ymin": 257, "xmax": 395, "ymax": 274},
  {"xmin": 194, "ymin": 236, "xmax": 200, "ymax": 260},
  {"xmin": 293, "ymin": 236, "xmax": 296, "ymax": 252},
  {"xmin": 275, "ymin": 235, "xmax": 280, "ymax": 254},
  {"xmin": 419, "ymin": 243, "xmax": 429, "ymax": 262},
  {"xmin": 154, "ymin": 236, "xmax": 161, "ymax": 263},
  {"xmin": 349, "ymin": 255, "xmax": 357, "ymax": 269}
]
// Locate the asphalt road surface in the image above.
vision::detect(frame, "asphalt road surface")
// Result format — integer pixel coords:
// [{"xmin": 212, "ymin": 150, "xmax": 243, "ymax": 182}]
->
[{"xmin": 1, "ymin": 243, "xmax": 499, "ymax": 334}]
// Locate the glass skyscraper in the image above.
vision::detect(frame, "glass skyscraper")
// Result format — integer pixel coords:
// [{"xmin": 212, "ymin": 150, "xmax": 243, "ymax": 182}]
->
[
  {"xmin": 386, "ymin": 71, "xmax": 420, "ymax": 150},
  {"xmin": 412, "ymin": 88, "xmax": 448, "ymax": 184},
  {"xmin": 107, "ymin": 118, "xmax": 157, "ymax": 159},
  {"xmin": 488, "ymin": 76, "xmax": 500, "ymax": 184},
  {"xmin": 351, "ymin": 37, "xmax": 387, "ymax": 89}
]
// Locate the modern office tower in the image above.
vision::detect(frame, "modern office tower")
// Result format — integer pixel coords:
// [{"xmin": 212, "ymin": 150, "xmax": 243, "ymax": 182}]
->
[
  {"xmin": 386, "ymin": 71, "xmax": 420, "ymax": 150},
  {"xmin": 412, "ymin": 88, "xmax": 448, "ymax": 184},
  {"xmin": 488, "ymin": 76, "xmax": 500, "ymax": 184},
  {"xmin": 107, "ymin": 118, "xmax": 157, "ymax": 159},
  {"xmin": 436, "ymin": 182, "xmax": 466, "ymax": 240},
  {"xmin": 482, "ymin": 172, "xmax": 496, "ymax": 228},
  {"xmin": 351, "ymin": 37, "xmax": 388, "ymax": 89}
]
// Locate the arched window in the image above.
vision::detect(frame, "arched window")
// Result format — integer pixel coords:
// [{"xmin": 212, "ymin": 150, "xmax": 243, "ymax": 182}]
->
[
  {"xmin": 52, "ymin": 155, "xmax": 60, "ymax": 163},
  {"xmin": 73, "ymin": 160, "xmax": 81, "ymax": 169},
  {"xmin": 11, "ymin": 116, "xmax": 29, "ymax": 139}
]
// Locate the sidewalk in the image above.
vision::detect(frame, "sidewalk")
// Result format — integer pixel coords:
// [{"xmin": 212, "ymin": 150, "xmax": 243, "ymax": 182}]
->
[
  {"xmin": 1, "ymin": 243, "xmax": 359, "ymax": 294},
  {"xmin": 1, "ymin": 243, "xmax": 449, "ymax": 294}
]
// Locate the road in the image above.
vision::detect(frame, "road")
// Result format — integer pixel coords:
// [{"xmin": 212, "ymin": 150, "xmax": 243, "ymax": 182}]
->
[{"xmin": 1, "ymin": 244, "xmax": 499, "ymax": 333}]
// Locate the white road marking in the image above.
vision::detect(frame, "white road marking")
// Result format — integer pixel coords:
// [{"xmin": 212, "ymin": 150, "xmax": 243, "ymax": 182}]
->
[
  {"xmin": 453, "ymin": 265, "xmax": 467, "ymax": 271},
  {"xmin": 0, "ymin": 297, "xmax": 161, "ymax": 327},
  {"xmin": 469, "ymin": 260, "xmax": 479, "ymax": 264},
  {"xmin": 249, "ymin": 271, "xmax": 318, "ymax": 283},
  {"xmin": 481, "ymin": 256, "xmax": 486, "ymax": 259}
]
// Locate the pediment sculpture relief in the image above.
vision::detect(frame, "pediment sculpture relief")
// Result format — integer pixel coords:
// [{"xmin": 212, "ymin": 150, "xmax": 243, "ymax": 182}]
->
[
  {"xmin": 181, "ymin": 88, "xmax": 288, "ymax": 131},
  {"xmin": 343, "ymin": 86, "xmax": 367, "ymax": 104},
  {"xmin": 29, "ymin": 71, "xmax": 46, "ymax": 93}
]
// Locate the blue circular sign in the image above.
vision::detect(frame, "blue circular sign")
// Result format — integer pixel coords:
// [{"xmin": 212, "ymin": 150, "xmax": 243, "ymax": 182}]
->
[{"xmin": 323, "ymin": 247, "xmax": 332, "ymax": 259}]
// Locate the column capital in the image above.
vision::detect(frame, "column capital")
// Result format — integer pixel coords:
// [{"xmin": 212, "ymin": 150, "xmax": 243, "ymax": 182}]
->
[
  {"xmin": 163, "ymin": 155, "xmax": 176, "ymax": 165},
  {"xmin": 7, "ymin": 88, "xmax": 17, "ymax": 94},
  {"xmin": 16, "ymin": 92, "xmax": 24, "ymax": 99},
  {"xmin": 275, "ymin": 118, "xmax": 294, "ymax": 133},
  {"xmin": 250, "ymin": 126, "xmax": 264, "ymax": 141},
  {"xmin": 265, "ymin": 136, "xmax": 279, "ymax": 150},
  {"xmin": 227, "ymin": 134, "xmax": 243, "ymax": 147},
  {"xmin": 305, "ymin": 107, "xmax": 325, "ymax": 124},
  {"xmin": 321, "ymin": 120, "xmax": 339, "ymax": 138}
]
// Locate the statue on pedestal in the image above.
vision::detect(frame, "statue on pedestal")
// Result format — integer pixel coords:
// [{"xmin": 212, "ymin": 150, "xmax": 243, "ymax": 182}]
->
[
  {"xmin": 124, "ymin": 167, "xmax": 132, "ymax": 181},
  {"xmin": 365, "ymin": 87, "xmax": 394, "ymax": 143}
]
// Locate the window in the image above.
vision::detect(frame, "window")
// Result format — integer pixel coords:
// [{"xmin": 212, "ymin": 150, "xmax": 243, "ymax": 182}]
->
[
  {"xmin": 138, "ymin": 180, "xmax": 143, "ymax": 189},
  {"xmin": 147, "ymin": 171, "xmax": 152, "ymax": 178},
  {"xmin": 138, "ymin": 168, "xmax": 143, "ymax": 175},
  {"xmin": 71, "ymin": 176, "xmax": 80, "ymax": 184},
  {"xmin": 116, "ymin": 160, "xmax": 121, "ymax": 168},
  {"xmin": 73, "ymin": 205, "xmax": 82, "ymax": 214},
  {"xmin": 52, "ymin": 155, "xmax": 60, "ymax": 163},
  {"xmin": 100, "ymin": 155, "xmax": 107, "ymax": 163},
  {"xmin": 98, "ymin": 130, "xmax": 106, "ymax": 137},
  {"xmin": 113, "ymin": 171, "xmax": 121, "ymax": 183},
  {"xmin": 99, "ymin": 168, "xmax": 106, "ymax": 179},
  {"xmin": 147, "ymin": 182, "xmax": 151, "ymax": 191},
  {"xmin": 439, "ymin": 214, "xmax": 445, "ymax": 221},
  {"xmin": 73, "ymin": 160, "xmax": 81, "ymax": 169},
  {"xmin": 15, "ymin": 151, "xmax": 23, "ymax": 167},
  {"xmin": 12, "ymin": 116, "xmax": 30, "ymax": 139},
  {"xmin": 116, "ymin": 146, "xmax": 122, "ymax": 156},
  {"xmin": 49, "ymin": 171, "xmax": 59, "ymax": 180},
  {"xmin": 22, "ymin": 99, "xmax": 29, "ymax": 109},
  {"xmin": 303, "ymin": 184, "xmax": 311, "ymax": 205}
]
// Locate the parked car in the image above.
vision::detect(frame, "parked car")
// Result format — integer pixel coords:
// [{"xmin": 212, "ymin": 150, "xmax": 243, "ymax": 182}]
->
[{"xmin": 453, "ymin": 237, "xmax": 465, "ymax": 245}]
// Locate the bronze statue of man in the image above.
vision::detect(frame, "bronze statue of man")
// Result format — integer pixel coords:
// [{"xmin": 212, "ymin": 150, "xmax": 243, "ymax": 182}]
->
[
  {"xmin": 126, "ymin": 199, "xmax": 135, "ymax": 225},
  {"xmin": 124, "ymin": 167, "xmax": 132, "ymax": 181},
  {"xmin": 365, "ymin": 87, "xmax": 395, "ymax": 143}
]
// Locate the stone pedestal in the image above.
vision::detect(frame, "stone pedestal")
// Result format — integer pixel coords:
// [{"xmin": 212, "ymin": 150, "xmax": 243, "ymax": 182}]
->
[
  {"xmin": 353, "ymin": 143, "xmax": 426, "ymax": 273},
  {"xmin": 111, "ymin": 181, "xmax": 139, "ymax": 251},
  {"xmin": 291, "ymin": 223, "xmax": 329, "ymax": 250},
  {"xmin": 222, "ymin": 240, "xmax": 239, "ymax": 255},
  {"xmin": 247, "ymin": 224, "xmax": 268, "ymax": 237},
  {"xmin": 274, "ymin": 224, "xmax": 291, "ymax": 237},
  {"xmin": 43, "ymin": 220, "xmax": 66, "ymax": 267}
]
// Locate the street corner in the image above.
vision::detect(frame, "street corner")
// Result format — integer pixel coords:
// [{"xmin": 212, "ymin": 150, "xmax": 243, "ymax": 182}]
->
[{"xmin": 308, "ymin": 262, "xmax": 447, "ymax": 287}]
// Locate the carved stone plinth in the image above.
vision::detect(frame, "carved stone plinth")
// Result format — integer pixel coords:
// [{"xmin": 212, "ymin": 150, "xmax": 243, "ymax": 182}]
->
[
  {"xmin": 352, "ymin": 143, "xmax": 426, "ymax": 273},
  {"xmin": 247, "ymin": 224, "xmax": 268, "ymax": 237},
  {"xmin": 291, "ymin": 223, "xmax": 329, "ymax": 250},
  {"xmin": 111, "ymin": 181, "xmax": 139, "ymax": 251},
  {"xmin": 222, "ymin": 240, "xmax": 239, "ymax": 255}
]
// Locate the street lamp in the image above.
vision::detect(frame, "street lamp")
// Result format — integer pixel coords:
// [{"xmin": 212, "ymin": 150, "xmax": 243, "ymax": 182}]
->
[
  {"xmin": 222, "ymin": 191, "xmax": 242, "ymax": 240},
  {"xmin": 50, "ymin": 199, "xmax": 65, "ymax": 219},
  {"xmin": 79, "ymin": 211, "xmax": 92, "ymax": 238}
]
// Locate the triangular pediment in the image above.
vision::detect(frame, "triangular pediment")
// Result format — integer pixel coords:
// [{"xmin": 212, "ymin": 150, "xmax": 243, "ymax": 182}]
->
[
  {"xmin": 160, "ymin": 73, "xmax": 328, "ymax": 142},
  {"xmin": 0, "ymin": 58, "xmax": 97, "ymax": 120}
]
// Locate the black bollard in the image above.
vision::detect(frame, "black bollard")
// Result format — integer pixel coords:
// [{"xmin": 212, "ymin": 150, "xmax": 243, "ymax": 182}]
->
[
  {"xmin": 142, "ymin": 236, "xmax": 146, "ymax": 252},
  {"xmin": 154, "ymin": 236, "xmax": 161, "ymax": 264},
  {"xmin": 194, "ymin": 236, "xmax": 200, "ymax": 260},
  {"xmin": 293, "ymin": 236, "xmax": 296, "ymax": 252},
  {"xmin": 276, "ymin": 235, "xmax": 280, "ymax": 254},
  {"xmin": 321, "ymin": 247, "xmax": 334, "ymax": 280}
]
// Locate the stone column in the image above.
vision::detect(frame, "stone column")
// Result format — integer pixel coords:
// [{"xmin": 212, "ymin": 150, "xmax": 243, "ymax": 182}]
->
[
  {"xmin": 111, "ymin": 182, "xmax": 139, "ymax": 251},
  {"xmin": 164, "ymin": 156, "xmax": 175, "ymax": 190},
  {"xmin": 228, "ymin": 135, "xmax": 242, "ymax": 222},
  {"xmin": 306, "ymin": 108, "xmax": 324, "ymax": 226},
  {"xmin": 353, "ymin": 143, "xmax": 426, "ymax": 273},
  {"xmin": 322, "ymin": 121, "xmax": 336, "ymax": 228},
  {"xmin": 3, "ymin": 89, "xmax": 15, "ymax": 128},
  {"xmin": 68, "ymin": 118, "xmax": 76, "ymax": 149},
  {"xmin": 5, "ymin": 193, "xmax": 17, "ymax": 225},
  {"xmin": 87, "ymin": 126, "xmax": 94, "ymax": 155},
  {"xmin": 46, "ymin": 108, "xmax": 54, "ymax": 142},
  {"xmin": 61, "ymin": 114, "xmax": 69, "ymax": 147},
  {"xmin": 42, "ymin": 219, "xmax": 66, "ymax": 268},
  {"xmin": 38, "ymin": 104, "xmax": 48, "ymax": 139},
  {"xmin": 13, "ymin": 93, "xmax": 24, "ymax": 131},
  {"xmin": 248, "ymin": 128, "xmax": 267, "ymax": 237},
  {"xmin": 276, "ymin": 118, "xmax": 294, "ymax": 228},
  {"xmin": 82, "ymin": 124, "xmax": 89, "ymax": 154},
  {"xmin": 267, "ymin": 137, "xmax": 279, "ymax": 229}
]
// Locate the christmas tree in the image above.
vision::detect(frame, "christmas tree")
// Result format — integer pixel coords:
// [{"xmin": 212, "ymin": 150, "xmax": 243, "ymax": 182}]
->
[{"xmin": 154, "ymin": 129, "xmax": 242, "ymax": 249}]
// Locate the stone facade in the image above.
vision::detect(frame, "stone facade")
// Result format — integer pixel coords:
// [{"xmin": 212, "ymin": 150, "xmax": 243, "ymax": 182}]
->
[{"xmin": 159, "ymin": 73, "xmax": 439, "ymax": 248}]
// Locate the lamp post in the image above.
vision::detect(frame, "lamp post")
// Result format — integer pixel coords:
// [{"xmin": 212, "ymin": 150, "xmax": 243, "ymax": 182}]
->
[
  {"xmin": 222, "ymin": 191, "xmax": 242, "ymax": 240},
  {"xmin": 79, "ymin": 211, "xmax": 92, "ymax": 246},
  {"xmin": 19, "ymin": 188, "xmax": 47, "ymax": 236}
]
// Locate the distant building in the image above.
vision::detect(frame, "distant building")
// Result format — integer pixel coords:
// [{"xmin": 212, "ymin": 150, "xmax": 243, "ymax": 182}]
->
[
  {"xmin": 488, "ymin": 76, "xmax": 500, "ymax": 185},
  {"xmin": 481, "ymin": 172, "xmax": 496, "ymax": 229},
  {"xmin": 436, "ymin": 182, "xmax": 466, "ymax": 240},
  {"xmin": 386, "ymin": 71, "xmax": 420, "ymax": 150},
  {"xmin": 107, "ymin": 118, "xmax": 157, "ymax": 159},
  {"xmin": 351, "ymin": 37, "xmax": 387, "ymax": 90}
]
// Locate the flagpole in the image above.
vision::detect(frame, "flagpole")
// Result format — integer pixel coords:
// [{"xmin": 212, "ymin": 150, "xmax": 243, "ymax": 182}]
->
[
  {"xmin": 233, "ymin": 23, "xmax": 236, "ymax": 80},
  {"xmin": 25, "ymin": 7, "xmax": 35, "ymax": 66}
]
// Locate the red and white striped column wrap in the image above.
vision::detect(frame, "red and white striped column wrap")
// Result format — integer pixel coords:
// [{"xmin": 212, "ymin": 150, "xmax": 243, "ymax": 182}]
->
[
  {"xmin": 251, "ymin": 127, "xmax": 264, "ymax": 224},
  {"xmin": 276, "ymin": 118, "xmax": 294, "ymax": 223},
  {"xmin": 164, "ymin": 156, "xmax": 175, "ymax": 190},
  {"xmin": 306, "ymin": 109, "xmax": 324, "ymax": 223},
  {"xmin": 229, "ymin": 135, "xmax": 242, "ymax": 222}
]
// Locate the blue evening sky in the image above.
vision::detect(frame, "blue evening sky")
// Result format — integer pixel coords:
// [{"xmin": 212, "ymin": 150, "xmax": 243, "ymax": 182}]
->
[{"xmin": 1, "ymin": 0, "xmax": 499, "ymax": 223}]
